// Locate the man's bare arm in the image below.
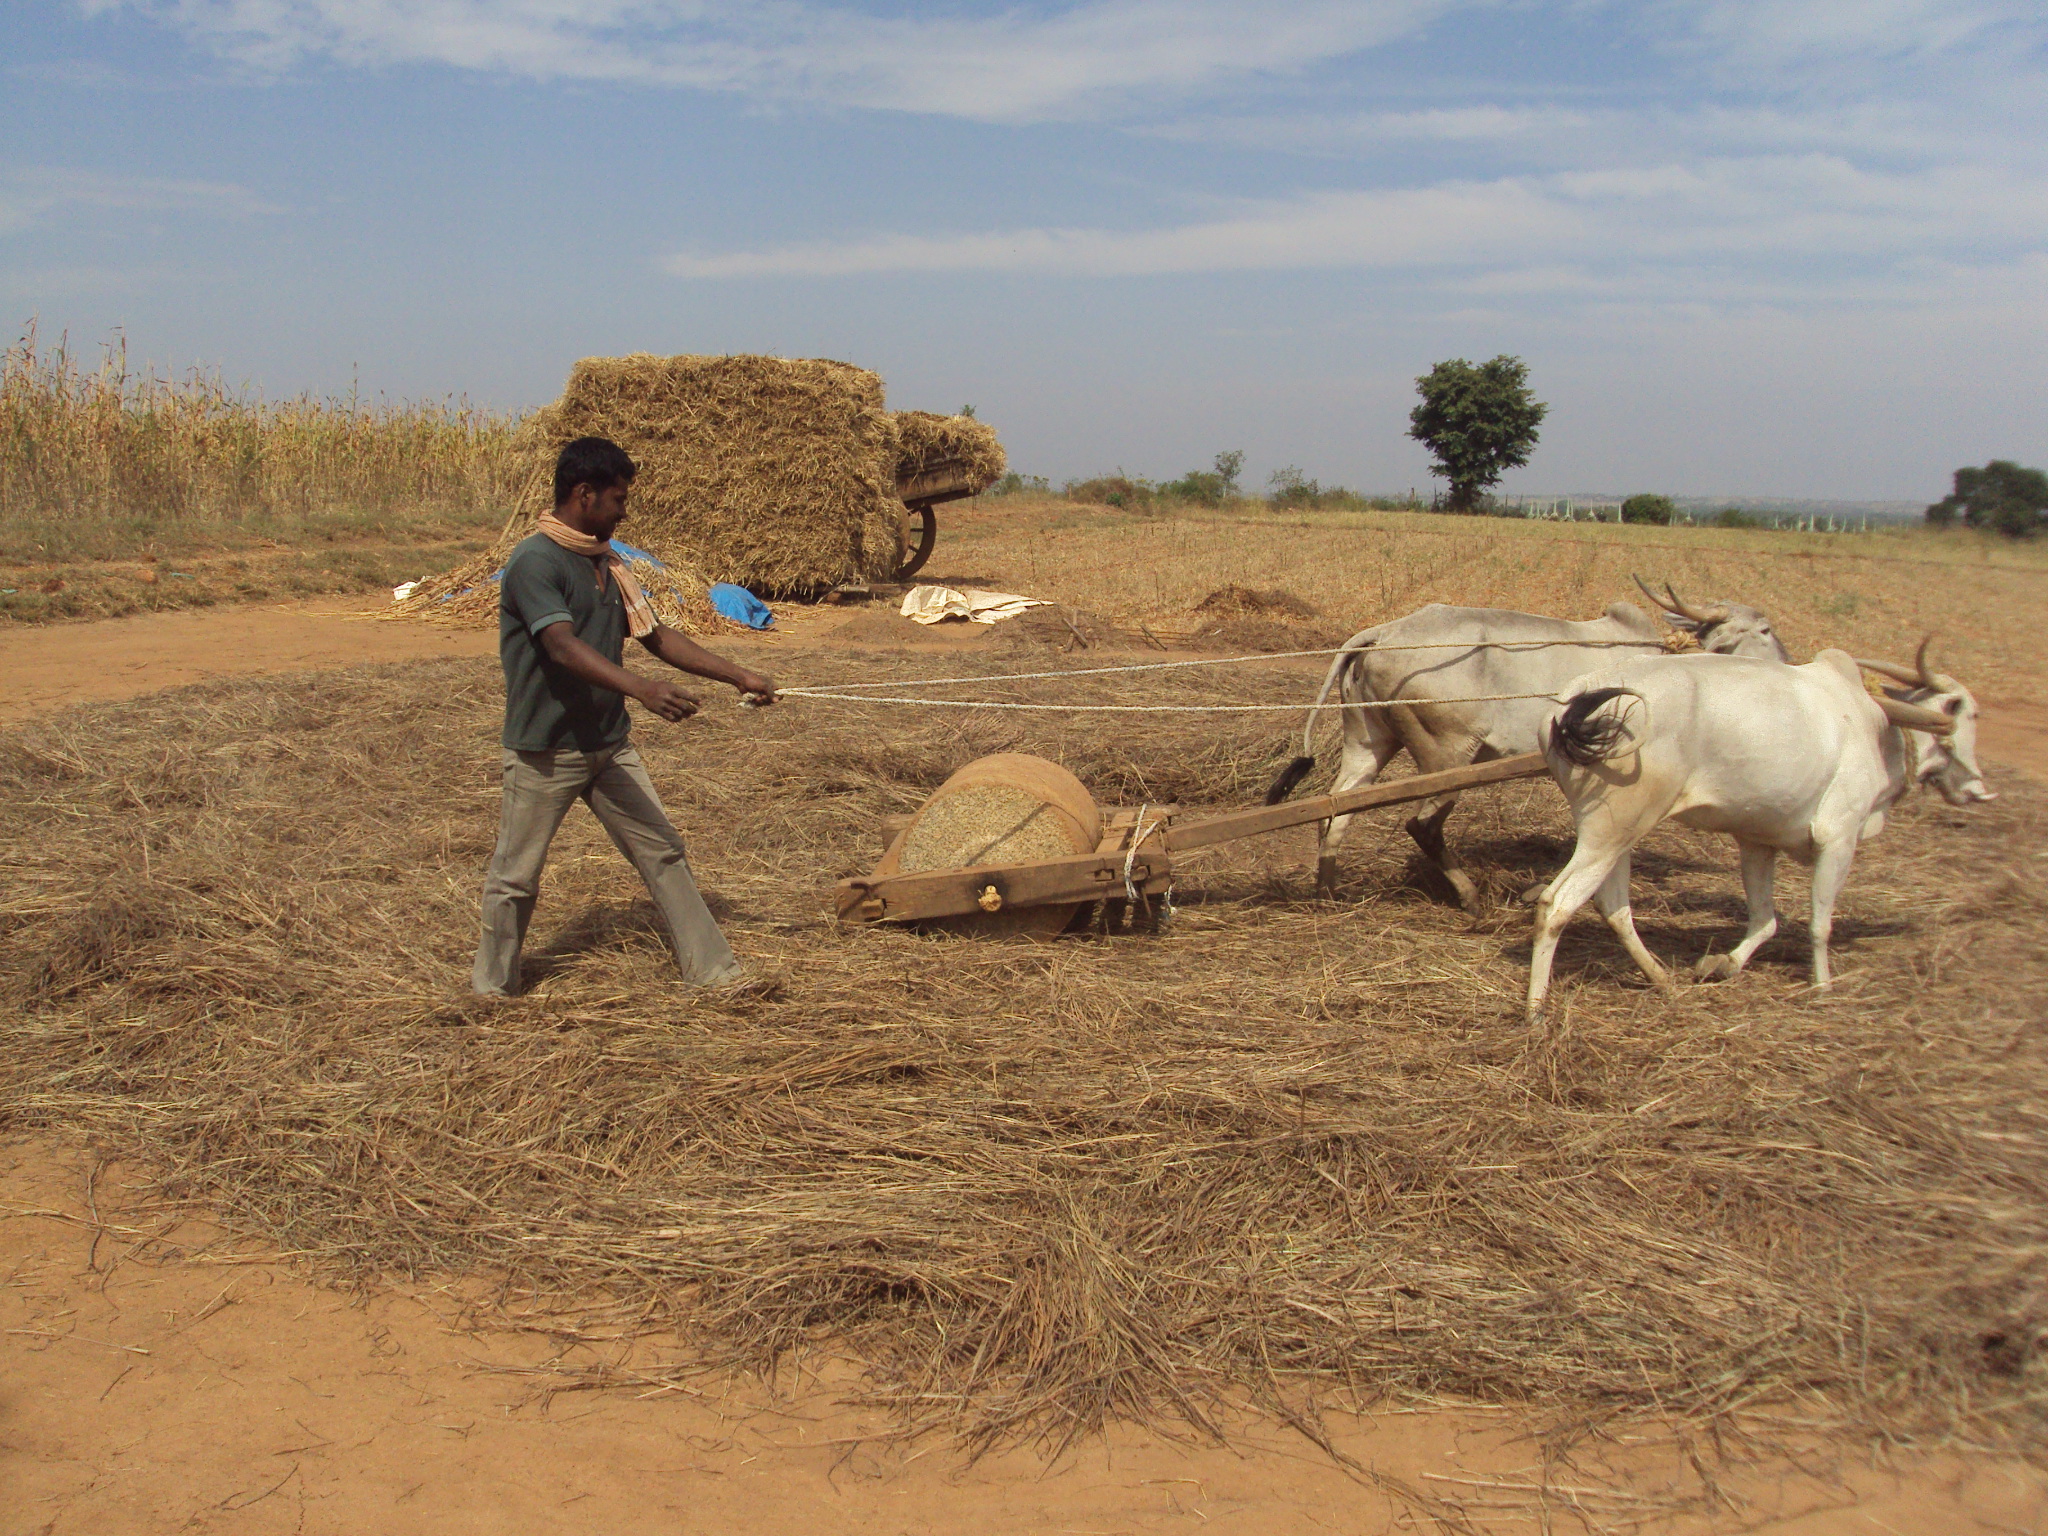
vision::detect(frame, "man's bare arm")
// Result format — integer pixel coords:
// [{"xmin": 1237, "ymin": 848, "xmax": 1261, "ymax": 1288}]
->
[
  {"xmin": 539, "ymin": 622, "xmax": 700, "ymax": 721},
  {"xmin": 638, "ymin": 625, "xmax": 777, "ymax": 702}
]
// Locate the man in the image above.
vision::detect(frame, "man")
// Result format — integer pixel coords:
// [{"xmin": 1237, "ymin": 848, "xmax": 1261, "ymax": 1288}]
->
[{"xmin": 473, "ymin": 436, "xmax": 778, "ymax": 997}]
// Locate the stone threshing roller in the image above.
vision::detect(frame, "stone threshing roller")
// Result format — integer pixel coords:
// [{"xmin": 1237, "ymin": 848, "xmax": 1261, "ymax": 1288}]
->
[{"xmin": 837, "ymin": 750, "xmax": 1552, "ymax": 931}]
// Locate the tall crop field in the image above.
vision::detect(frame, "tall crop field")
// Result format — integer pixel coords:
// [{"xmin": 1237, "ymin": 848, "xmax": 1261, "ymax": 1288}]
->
[{"xmin": 0, "ymin": 322, "xmax": 525, "ymax": 565}]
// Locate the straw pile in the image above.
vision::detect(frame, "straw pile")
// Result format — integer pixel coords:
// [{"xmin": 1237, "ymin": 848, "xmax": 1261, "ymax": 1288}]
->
[
  {"xmin": 389, "ymin": 523, "xmax": 738, "ymax": 637},
  {"xmin": 392, "ymin": 354, "xmax": 904, "ymax": 622},
  {"xmin": 4, "ymin": 648, "xmax": 2046, "ymax": 1469},
  {"xmin": 891, "ymin": 411, "xmax": 1007, "ymax": 492}
]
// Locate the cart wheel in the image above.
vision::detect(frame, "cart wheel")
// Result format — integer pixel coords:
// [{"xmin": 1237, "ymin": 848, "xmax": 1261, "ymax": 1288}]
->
[{"xmin": 895, "ymin": 503, "xmax": 937, "ymax": 580}]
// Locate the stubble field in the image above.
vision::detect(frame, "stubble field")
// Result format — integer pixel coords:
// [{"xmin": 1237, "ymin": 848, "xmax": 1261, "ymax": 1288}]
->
[{"xmin": 4, "ymin": 492, "xmax": 2048, "ymax": 1518}]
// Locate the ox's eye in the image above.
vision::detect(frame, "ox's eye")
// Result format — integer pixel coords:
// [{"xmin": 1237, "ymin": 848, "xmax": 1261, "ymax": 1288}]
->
[{"xmin": 1945, "ymin": 697, "xmax": 1964, "ymax": 715}]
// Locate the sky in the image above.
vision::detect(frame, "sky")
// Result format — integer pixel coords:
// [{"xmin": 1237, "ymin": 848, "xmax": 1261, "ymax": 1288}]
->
[{"xmin": 3, "ymin": 0, "xmax": 2044, "ymax": 501}]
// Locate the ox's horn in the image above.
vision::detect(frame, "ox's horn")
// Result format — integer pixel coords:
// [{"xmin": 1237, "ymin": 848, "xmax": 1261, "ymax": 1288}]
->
[
  {"xmin": 1658, "ymin": 579, "xmax": 1727, "ymax": 626},
  {"xmin": 1632, "ymin": 573, "xmax": 1675, "ymax": 614},
  {"xmin": 1877, "ymin": 695, "xmax": 1955, "ymax": 736},
  {"xmin": 1855, "ymin": 636, "xmax": 1940, "ymax": 690}
]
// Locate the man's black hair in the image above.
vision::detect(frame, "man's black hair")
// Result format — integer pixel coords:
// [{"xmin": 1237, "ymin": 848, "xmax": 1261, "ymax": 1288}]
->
[{"xmin": 554, "ymin": 437, "xmax": 638, "ymax": 506}]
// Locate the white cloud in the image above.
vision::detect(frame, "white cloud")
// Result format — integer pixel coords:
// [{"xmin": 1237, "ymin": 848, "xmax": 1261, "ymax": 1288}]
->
[
  {"xmin": 663, "ymin": 153, "xmax": 2048, "ymax": 283},
  {"xmin": 94, "ymin": 0, "xmax": 1449, "ymax": 121},
  {"xmin": 1669, "ymin": 0, "xmax": 2036, "ymax": 65},
  {"xmin": 0, "ymin": 167, "xmax": 280, "ymax": 234}
]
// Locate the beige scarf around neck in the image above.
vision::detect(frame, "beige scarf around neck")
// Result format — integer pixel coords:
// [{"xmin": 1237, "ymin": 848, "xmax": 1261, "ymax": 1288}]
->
[{"xmin": 537, "ymin": 511, "xmax": 658, "ymax": 640}]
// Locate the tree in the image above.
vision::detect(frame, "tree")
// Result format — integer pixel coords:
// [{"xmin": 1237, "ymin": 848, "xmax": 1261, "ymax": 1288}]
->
[
  {"xmin": 1926, "ymin": 460, "xmax": 2048, "ymax": 537},
  {"xmin": 1160, "ymin": 450, "xmax": 1246, "ymax": 506},
  {"xmin": 1621, "ymin": 493, "xmax": 1676, "ymax": 525},
  {"xmin": 1408, "ymin": 356, "xmax": 1547, "ymax": 512}
]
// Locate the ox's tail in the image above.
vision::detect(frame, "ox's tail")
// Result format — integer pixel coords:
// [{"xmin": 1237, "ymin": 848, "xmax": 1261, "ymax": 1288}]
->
[
  {"xmin": 1548, "ymin": 687, "xmax": 1648, "ymax": 767},
  {"xmin": 1264, "ymin": 638, "xmax": 1372, "ymax": 804}
]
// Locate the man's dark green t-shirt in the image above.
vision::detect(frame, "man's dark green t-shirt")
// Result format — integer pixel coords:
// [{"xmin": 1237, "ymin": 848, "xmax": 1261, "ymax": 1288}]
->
[{"xmin": 498, "ymin": 533, "xmax": 631, "ymax": 752}]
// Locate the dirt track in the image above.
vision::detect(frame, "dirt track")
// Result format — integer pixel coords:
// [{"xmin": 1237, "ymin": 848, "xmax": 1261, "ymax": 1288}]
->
[{"xmin": 4, "ymin": 596, "xmax": 2047, "ymax": 1534}]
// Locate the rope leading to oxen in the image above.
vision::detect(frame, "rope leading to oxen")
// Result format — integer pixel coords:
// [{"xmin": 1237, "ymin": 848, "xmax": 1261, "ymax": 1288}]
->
[
  {"xmin": 758, "ymin": 690, "xmax": 1569, "ymax": 713},
  {"xmin": 751, "ymin": 636, "xmax": 1659, "ymax": 713},
  {"xmin": 772, "ymin": 636, "xmax": 1668, "ymax": 695}
]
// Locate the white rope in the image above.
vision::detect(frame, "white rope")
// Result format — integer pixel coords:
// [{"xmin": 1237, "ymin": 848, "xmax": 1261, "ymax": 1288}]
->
[
  {"xmin": 769, "ymin": 689, "xmax": 1566, "ymax": 712},
  {"xmin": 780, "ymin": 637, "xmax": 1663, "ymax": 695},
  {"xmin": 1123, "ymin": 804, "xmax": 1154, "ymax": 905}
]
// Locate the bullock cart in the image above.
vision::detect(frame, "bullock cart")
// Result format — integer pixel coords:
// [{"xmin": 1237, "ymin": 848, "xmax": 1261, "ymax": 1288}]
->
[
  {"xmin": 892, "ymin": 455, "xmax": 981, "ymax": 580},
  {"xmin": 836, "ymin": 749, "xmax": 1549, "ymax": 931}
]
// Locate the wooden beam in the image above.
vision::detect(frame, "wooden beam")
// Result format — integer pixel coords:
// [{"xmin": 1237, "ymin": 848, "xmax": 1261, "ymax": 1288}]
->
[
  {"xmin": 1162, "ymin": 752, "xmax": 1549, "ymax": 852},
  {"xmin": 835, "ymin": 847, "xmax": 1173, "ymax": 925}
]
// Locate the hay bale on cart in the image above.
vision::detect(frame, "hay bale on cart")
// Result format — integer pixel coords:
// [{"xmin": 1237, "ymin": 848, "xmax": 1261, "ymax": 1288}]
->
[{"xmin": 887, "ymin": 411, "xmax": 1007, "ymax": 579}]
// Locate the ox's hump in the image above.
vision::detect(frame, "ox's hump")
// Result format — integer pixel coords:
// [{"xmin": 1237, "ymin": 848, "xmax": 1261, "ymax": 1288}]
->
[{"xmin": 1603, "ymin": 601, "xmax": 1663, "ymax": 637}]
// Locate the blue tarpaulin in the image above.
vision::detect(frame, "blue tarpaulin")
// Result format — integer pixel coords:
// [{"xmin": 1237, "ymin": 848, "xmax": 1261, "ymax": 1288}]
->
[{"xmin": 709, "ymin": 582, "xmax": 775, "ymax": 629}]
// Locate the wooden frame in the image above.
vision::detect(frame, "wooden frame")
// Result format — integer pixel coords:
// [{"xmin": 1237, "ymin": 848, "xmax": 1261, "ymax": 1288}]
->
[{"xmin": 835, "ymin": 752, "xmax": 1548, "ymax": 925}]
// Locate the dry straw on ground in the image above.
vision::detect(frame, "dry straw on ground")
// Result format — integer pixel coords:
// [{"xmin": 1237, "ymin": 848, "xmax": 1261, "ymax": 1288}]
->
[
  {"xmin": 891, "ymin": 410, "xmax": 1007, "ymax": 490},
  {"xmin": 2, "ymin": 644, "xmax": 2045, "ymax": 1470},
  {"xmin": 388, "ymin": 509, "xmax": 742, "ymax": 639}
]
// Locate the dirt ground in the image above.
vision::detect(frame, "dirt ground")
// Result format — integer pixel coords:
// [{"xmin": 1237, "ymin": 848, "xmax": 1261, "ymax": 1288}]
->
[
  {"xmin": 8, "ymin": 1137, "xmax": 2045, "ymax": 1536},
  {"xmin": 4, "ymin": 594, "xmax": 2048, "ymax": 1534}
]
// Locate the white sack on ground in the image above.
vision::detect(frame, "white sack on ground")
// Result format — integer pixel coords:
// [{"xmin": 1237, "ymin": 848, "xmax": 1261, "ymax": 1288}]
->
[{"xmin": 900, "ymin": 584, "xmax": 1049, "ymax": 625}]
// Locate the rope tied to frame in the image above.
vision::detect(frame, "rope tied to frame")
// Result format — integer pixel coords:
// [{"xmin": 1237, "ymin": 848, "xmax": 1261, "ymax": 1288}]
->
[{"xmin": 1121, "ymin": 803, "xmax": 1175, "ymax": 927}]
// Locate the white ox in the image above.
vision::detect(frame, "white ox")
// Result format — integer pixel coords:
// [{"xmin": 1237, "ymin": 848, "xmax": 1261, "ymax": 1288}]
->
[
  {"xmin": 1265, "ymin": 580, "xmax": 1790, "ymax": 910},
  {"xmin": 1525, "ymin": 640, "xmax": 1992, "ymax": 1024}
]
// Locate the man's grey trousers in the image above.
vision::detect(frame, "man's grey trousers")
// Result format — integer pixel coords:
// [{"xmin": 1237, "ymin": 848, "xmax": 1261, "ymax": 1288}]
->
[{"xmin": 473, "ymin": 743, "xmax": 737, "ymax": 996}]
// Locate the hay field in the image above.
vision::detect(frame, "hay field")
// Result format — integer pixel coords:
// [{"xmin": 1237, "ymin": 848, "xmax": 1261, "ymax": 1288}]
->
[
  {"xmin": 3, "ymin": 634, "xmax": 2045, "ymax": 1463},
  {"xmin": 948, "ymin": 497, "xmax": 2048, "ymax": 696}
]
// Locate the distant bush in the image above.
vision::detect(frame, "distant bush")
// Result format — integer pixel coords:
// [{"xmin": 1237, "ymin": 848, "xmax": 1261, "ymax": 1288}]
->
[
  {"xmin": 1159, "ymin": 470, "xmax": 1228, "ymax": 505},
  {"xmin": 1267, "ymin": 465, "xmax": 1321, "ymax": 507},
  {"xmin": 1064, "ymin": 474, "xmax": 1156, "ymax": 510},
  {"xmin": 1159, "ymin": 450, "xmax": 1245, "ymax": 507},
  {"xmin": 984, "ymin": 472, "xmax": 1050, "ymax": 497},
  {"xmin": 1621, "ymin": 493, "xmax": 1676, "ymax": 526},
  {"xmin": 1711, "ymin": 507, "xmax": 1764, "ymax": 529}
]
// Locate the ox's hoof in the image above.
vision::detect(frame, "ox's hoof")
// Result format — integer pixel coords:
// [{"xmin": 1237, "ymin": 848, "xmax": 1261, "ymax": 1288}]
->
[
  {"xmin": 1445, "ymin": 870, "xmax": 1484, "ymax": 914},
  {"xmin": 1694, "ymin": 954, "xmax": 1739, "ymax": 983},
  {"xmin": 1516, "ymin": 880, "xmax": 1548, "ymax": 907}
]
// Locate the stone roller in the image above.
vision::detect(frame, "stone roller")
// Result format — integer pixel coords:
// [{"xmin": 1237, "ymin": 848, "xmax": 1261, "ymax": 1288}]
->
[{"xmin": 871, "ymin": 753, "xmax": 1102, "ymax": 938}]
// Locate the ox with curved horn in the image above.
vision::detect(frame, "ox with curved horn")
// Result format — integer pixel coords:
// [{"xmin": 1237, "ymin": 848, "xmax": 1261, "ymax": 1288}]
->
[
  {"xmin": 1525, "ymin": 645, "xmax": 1994, "ymax": 1024},
  {"xmin": 1632, "ymin": 574, "xmax": 1790, "ymax": 660},
  {"xmin": 1263, "ymin": 581, "xmax": 1794, "ymax": 911},
  {"xmin": 1853, "ymin": 637, "xmax": 1994, "ymax": 804}
]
